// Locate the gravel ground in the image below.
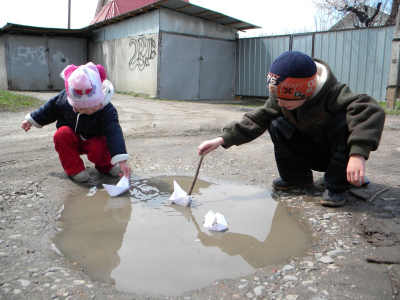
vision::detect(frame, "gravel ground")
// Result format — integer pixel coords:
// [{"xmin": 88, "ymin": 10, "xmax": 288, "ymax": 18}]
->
[{"xmin": 0, "ymin": 92, "xmax": 399, "ymax": 300}]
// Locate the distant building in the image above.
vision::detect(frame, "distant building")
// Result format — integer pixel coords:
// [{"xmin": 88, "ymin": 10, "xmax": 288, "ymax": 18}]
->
[{"xmin": 0, "ymin": 0, "xmax": 259, "ymax": 101}]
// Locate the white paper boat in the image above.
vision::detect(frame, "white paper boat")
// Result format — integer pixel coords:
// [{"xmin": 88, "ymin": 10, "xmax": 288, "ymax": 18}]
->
[
  {"xmin": 169, "ymin": 180, "xmax": 191, "ymax": 206},
  {"xmin": 203, "ymin": 210, "xmax": 228, "ymax": 232},
  {"xmin": 102, "ymin": 176, "xmax": 130, "ymax": 197},
  {"xmin": 209, "ymin": 223, "xmax": 228, "ymax": 232}
]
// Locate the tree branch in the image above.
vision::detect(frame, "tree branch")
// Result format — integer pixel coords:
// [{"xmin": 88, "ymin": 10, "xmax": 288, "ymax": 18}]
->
[
  {"xmin": 365, "ymin": 2, "xmax": 382, "ymax": 27},
  {"xmin": 386, "ymin": 0, "xmax": 400, "ymax": 25}
]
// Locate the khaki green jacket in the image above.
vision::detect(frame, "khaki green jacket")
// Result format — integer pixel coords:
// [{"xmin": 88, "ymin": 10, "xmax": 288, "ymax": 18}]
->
[{"xmin": 221, "ymin": 58, "xmax": 385, "ymax": 159}]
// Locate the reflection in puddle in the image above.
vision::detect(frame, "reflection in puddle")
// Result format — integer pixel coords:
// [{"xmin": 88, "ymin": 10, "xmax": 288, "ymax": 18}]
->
[{"xmin": 53, "ymin": 176, "xmax": 311, "ymax": 297}]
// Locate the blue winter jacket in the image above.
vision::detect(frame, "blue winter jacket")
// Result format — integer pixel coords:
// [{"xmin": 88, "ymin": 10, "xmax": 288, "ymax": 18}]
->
[{"xmin": 27, "ymin": 90, "xmax": 129, "ymax": 164}]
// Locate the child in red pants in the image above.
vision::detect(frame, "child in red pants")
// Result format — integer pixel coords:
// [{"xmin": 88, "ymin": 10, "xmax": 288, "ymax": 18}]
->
[{"xmin": 21, "ymin": 62, "xmax": 131, "ymax": 183}]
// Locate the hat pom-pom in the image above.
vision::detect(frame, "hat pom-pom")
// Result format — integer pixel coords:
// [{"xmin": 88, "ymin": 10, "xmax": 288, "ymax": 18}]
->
[
  {"xmin": 69, "ymin": 69, "xmax": 92, "ymax": 90},
  {"xmin": 96, "ymin": 64, "xmax": 107, "ymax": 82}
]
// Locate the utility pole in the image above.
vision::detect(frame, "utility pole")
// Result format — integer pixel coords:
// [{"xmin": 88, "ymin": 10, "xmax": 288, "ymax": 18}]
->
[
  {"xmin": 386, "ymin": 7, "xmax": 400, "ymax": 109},
  {"xmin": 68, "ymin": 0, "xmax": 71, "ymax": 29}
]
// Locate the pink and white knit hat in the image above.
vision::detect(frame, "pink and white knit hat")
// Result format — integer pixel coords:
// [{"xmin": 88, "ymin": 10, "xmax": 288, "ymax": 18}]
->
[{"xmin": 61, "ymin": 62, "xmax": 107, "ymax": 109}]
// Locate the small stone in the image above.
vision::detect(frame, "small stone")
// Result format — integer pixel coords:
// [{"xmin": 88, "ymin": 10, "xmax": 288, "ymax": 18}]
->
[
  {"xmin": 326, "ymin": 249, "xmax": 345, "ymax": 257},
  {"xmin": 28, "ymin": 268, "xmax": 39, "ymax": 273},
  {"xmin": 301, "ymin": 261, "xmax": 314, "ymax": 268},
  {"xmin": 73, "ymin": 280, "xmax": 85, "ymax": 286},
  {"xmin": 56, "ymin": 288, "xmax": 66, "ymax": 296},
  {"xmin": 283, "ymin": 275, "xmax": 298, "ymax": 282},
  {"xmin": 13, "ymin": 289, "xmax": 22, "ymax": 294},
  {"xmin": 319, "ymin": 256, "xmax": 335, "ymax": 264},
  {"xmin": 9, "ymin": 234, "xmax": 22, "ymax": 239},
  {"xmin": 246, "ymin": 292, "xmax": 254, "ymax": 299},
  {"xmin": 18, "ymin": 279, "xmax": 31, "ymax": 287},
  {"xmin": 308, "ymin": 286, "xmax": 318, "ymax": 293},
  {"xmin": 302, "ymin": 280, "xmax": 314, "ymax": 285},
  {"xmin": 43, "ymin": 267, "xmax": 67, "ymax": 274},
  {"xmin": 286, "ymin": 295, "xmax": 299, "ymax": 300},
  {"xmin": 282, "ymin": 265, "xmax": 295, "ymax": 272},
  {"xmin": 328, "ymin": 265, "xmax": 340, "ymax": 270},
  {"xmin": 315, "ymin": 253, "xmax": 323, "ymax": 259},
  {"xmin": 254, "ymin": 285, "xmax": 265, "ymax": 296}
]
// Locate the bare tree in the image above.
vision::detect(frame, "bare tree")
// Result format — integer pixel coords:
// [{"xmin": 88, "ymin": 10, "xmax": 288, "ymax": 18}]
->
[
  {"xmin": 386, "ymin": 0, "xmax": 400, "ymax": 24},
  {"xmin": 312, "ymin": 0, "xmax": 398, "ymax": 28}
]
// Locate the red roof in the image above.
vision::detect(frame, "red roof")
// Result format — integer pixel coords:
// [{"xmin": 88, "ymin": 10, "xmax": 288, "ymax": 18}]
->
[{"xmin": 90, "ymin": 0, "xmax": 189, "ymax": 25}]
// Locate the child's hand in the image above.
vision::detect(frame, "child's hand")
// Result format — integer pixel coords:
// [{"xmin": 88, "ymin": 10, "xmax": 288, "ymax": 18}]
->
[
  {"xmin": 198, "ymin": 137, "xmax": 225, "ymax": 156},
  {"xmin": 347, "ymin": 154, "xmax": 366, "ymax": 186},
  {"xmin": 21, "ymin": 120, "xmax": 32, "ymax": 132},
  {"xmin": 118, "ymin": 161, "xmax": 131, "ymax": 178}
]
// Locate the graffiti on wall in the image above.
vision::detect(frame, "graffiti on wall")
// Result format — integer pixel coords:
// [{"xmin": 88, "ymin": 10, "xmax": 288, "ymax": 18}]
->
[
  {"xmin": 129, "ymin": 36, "xmax": 156, "ymax": 71},
  {"xmin": 14, "ymin": 46, "xmax": 47, "ymax": 66}
]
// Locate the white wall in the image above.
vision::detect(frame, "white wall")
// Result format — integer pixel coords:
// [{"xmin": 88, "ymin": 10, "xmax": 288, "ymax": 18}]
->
[
  {"xmin": 159, "ymin": 8, "xmax": 237, "ymax": 40},
  {"xmin": 89, "ymin": 33, "xmax": 159, "ymax": 96}
]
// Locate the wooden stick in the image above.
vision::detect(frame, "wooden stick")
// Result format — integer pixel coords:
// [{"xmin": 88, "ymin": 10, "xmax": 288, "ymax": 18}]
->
[
  {"xmin": 187, "ymin": 153, "xmax": 204, "ymax": 196},
  {"xmin": 368, "ymin": 188, "xmax": 389, "ymax": 203}
]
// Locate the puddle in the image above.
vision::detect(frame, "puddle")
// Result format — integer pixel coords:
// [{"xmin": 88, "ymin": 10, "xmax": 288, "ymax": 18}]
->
[{"xmin": 53, "ymin": 176, "xmax": 311, "ymax": 297}]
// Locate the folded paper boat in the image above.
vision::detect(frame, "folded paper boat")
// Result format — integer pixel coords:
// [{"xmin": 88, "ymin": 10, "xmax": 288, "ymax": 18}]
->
[
  {"xmin": 169, "ymin": 180, "xmax": 191, "ymax": 206},
  {"xmin": 203, "ymin": 210, "xmax": 228, "ymax": 232},
  {"xmin": 102, "ymin": 176, "xmax": 130, "ymax": 197}
]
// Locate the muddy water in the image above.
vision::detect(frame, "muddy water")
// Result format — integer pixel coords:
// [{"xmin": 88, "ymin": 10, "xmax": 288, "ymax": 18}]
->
[{"xmin": 53, "ymin": 176, "xmax": 311, "ymax": 297}]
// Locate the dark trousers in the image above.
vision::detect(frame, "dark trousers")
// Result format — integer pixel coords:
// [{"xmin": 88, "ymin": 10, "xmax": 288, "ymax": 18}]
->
[{"xmin": 268, "ymin": 113, "xmax": 351, "ymax": 192}]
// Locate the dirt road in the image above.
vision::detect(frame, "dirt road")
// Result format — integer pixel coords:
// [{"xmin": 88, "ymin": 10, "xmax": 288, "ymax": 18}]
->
[{"xmin": 0, "ymin": 92, "xmax": 399, "ymax": 299}]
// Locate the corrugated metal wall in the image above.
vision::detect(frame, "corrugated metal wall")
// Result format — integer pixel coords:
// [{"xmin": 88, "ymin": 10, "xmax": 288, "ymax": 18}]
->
[{"xmin": 235, "ymin": 26, "xmax": 394, "ymax": 101}]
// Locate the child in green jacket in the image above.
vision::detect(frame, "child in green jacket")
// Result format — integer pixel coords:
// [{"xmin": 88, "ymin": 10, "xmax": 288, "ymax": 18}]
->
[{"xmin": 198, "ymin": 51, "xmax": 385, "ymax": 207}]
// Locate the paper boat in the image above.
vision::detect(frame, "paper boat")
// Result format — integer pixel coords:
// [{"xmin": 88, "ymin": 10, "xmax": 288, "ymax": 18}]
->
[
  {"xmin": 169, "ymin": 180, "xmax": 192, "ymax": 207},
  {"xmin": 203, "ymin": 210, "xmax": 228, "ymax": 232},
  {"xmin": 102, "ymin": 176, "xmax": 130, "ymax": 197}
]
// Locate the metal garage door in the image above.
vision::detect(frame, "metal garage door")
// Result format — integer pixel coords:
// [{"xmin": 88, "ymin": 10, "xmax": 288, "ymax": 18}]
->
[
  {"xmin": 159, "ymin": 33, "xmax": 234, "ymax": 100},
  {"xmin": 7, "ymin": 35, "xmax": 86, "ymax": 91}
]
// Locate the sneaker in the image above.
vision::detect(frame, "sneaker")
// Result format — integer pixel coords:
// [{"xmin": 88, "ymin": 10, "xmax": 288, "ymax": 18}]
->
[
  {"xmin": 321, "ymin": 189, "xmax": 346, "ymax": 207},
  {"xmin": 109, "ymin": 164, "xmax": 121, "ymax": 177},
  {"xmin": 272, "ymin": 177, "xmax": 314, "ymax": 191},
  {"xmin": 71, "ymin": 170, "xmax": 90, "ymax": 183}
]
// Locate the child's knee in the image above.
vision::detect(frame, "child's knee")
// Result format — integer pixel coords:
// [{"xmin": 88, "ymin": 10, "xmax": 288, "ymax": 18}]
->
[
  {"xmin": 268, "ymin": 117, "xmax": 294, "ymax": 141},
  {"xmin": 54, "ymin": 126, "xmax": 74, "ymax": 139}
]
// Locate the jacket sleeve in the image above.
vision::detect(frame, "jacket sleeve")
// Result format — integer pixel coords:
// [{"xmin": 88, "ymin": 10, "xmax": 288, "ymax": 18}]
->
[
  {"xmin": 100, "ymin": 105, "xmax": 129, "ymax": 165},
  {"xmin": 327, "ymin": 84, "xmax": 385, "ymax": 159},
  {"xmin": 221, "ymin": 99, "xmax": 282, "ymax": 148},
  {"xmin": 26, "ymin": 91, "xmax": 66, "ymax": 128}
]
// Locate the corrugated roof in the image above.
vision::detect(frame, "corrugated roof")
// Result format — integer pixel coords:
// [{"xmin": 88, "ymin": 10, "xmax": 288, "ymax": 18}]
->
[
  {"xmin": 91, "ymin": 0, "xmax": 169, "ymax": 25},
  {"xmin": 0, "ymin": 23, "xmax": 91, "ymax": 37},
  {"xmin": 89, "ymin": 0, "xmax": 259, "ymax": 31}
]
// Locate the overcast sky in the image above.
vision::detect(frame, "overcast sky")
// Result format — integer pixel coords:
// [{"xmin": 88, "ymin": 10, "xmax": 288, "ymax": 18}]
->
[{"xmin": 1, "ymin": 0, "xmax": 320, "ymax": 36}]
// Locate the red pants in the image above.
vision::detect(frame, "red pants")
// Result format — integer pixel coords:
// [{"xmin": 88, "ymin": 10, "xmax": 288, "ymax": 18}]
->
[{"xmin": 54, "ymin": 126, "xmax": 113, "ymax": 176}]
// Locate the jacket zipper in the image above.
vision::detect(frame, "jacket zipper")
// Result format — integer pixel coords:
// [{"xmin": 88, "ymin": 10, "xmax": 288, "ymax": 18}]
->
[
  {"xmin": 75, "ymin": 113, "xmax": 81, "ymax": 132},
  {"xmin": 297, "ymin": 108, "xmax": 302, "ymax": 131}
]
